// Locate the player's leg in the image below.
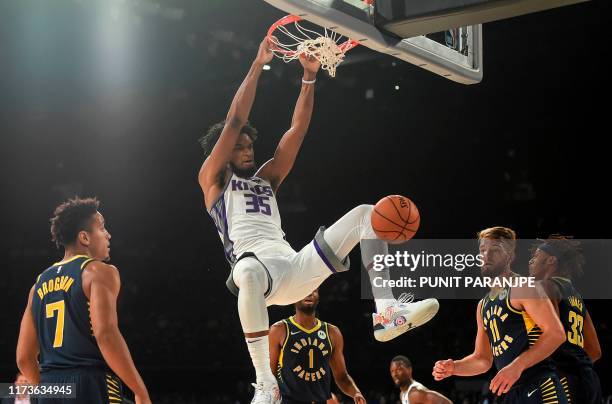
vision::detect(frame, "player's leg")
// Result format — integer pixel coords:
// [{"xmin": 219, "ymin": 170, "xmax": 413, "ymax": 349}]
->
[
  {"xmin": 569, "ymin": 367, "xmax": 603, "ymax": 404},
  {"xmin": 321, "ymin": 204, "xmax": 439, "ymax": 341},
  {"xmin": 320, "ymin": 204, "xmax": 396, "ymax": 311},
  {"xmin": 232, "ymin": 256, "xmax": 281, "ymax": 403}
]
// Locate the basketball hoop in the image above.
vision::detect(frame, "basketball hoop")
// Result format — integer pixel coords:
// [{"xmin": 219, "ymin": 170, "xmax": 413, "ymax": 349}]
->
[{"xmin": 267, "ymin": 15, "xmax": 359, "ymax": 77}]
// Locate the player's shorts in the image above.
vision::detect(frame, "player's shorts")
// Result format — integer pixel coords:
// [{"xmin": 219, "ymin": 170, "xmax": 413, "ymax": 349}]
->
[
  {"xmin": 38, "ymin": 367, "xmax": 123, "ymax": 404},
  {"xmin": 559, "ymin": 366, "xmax": 603, "ymax": 404},
  {"xmin": 226, "ymin": 226, "xmax": 350, "ymax": 306},
  {"xmin": 501, "ymin": 373, "xmax": 568, "ymax": 404},
  {"xmin": 281, "ymin": 397, "xmax": 327, "ymax": 404}
]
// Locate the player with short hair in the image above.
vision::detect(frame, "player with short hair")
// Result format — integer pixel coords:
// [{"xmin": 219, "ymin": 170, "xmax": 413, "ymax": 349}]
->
[
  {"xmin": 16, "ymin": 197, "xmax": 150, "ymax": 404},
  {"xmin": 529, "ymin": 235, "xmax": 603, "ymax": 403},
  {"xmin": 390, "ymin": 355, "xmax": 451, "ymax": 404},
  {"xmin": 198, "ymin": 37, "xmax": 439, "ymax": 403},
  {"xmin": 433, "ymin": 226, "xmax": 568, "ymax": 403},
  {"xmin": 3, "ymin": 372, "xmax": 31, "ymax": 404},
  {"xmin": 269, "ymin": 289, "xmax": 365, "ymax": 404}
]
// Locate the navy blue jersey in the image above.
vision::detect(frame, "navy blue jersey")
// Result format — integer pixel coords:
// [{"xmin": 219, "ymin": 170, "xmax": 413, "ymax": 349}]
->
[
  {"xmin": 32, "ymin": 255, "xmax": 108, "ymax": 371},
  {"xmin": 550, "ymin": 277, "xmax": 593, "ymax": 371},
  {"xmin": 481, "ymin": 287, "xmax": 556, "ymax": 384},
  {"xmin": 277, "ymin": 317, "xmax": 333, "ymax": 403}
]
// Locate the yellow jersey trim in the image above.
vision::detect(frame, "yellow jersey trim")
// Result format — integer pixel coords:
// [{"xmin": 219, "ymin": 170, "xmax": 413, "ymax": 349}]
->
[
  {"xmin": 279, "ymin": 320, "xmax": 290, "ymax": 368},
  {"xmin": 505, "ymin": 288, "xmax": 523, "ymax": 315},
  {"xmin": 80, "ymin": 258, "xmax": 95, "ymax": 270},
  {"xmin": 53, "ymin": 255, "xmax": 90, "ymax": 266},
  {"xmin": 521, "ymin": 311, "xmax": 537, "ymax": 333},
  {"xmin": 325, "ymin": 322, "xmax": 333, "ymax": 352},
  {"xmin": 289, "ymin": 316, "xmax": 321, "ymax": 334}
]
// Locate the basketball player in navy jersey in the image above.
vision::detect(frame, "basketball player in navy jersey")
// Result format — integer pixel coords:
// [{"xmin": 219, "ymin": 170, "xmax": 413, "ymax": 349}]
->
[
  {"xmin": 16, "ymin": 197, "xmax": 150, "ymax": 404},
  {"xmin": 433, "ymin": 227, "xmax": 568, "ymax": 403},
  {"xmin": 268, "ymin": 289, "xmax": 365, "ymax": 404},
  {"xmin": 529, "ymin": 236, "xmax": 603, "ymax": 403},
  {"xmin": 197, "ymin": 37, "xmax": 439, "ymax": 403},
  {"xmin": 390, "ymin": 356, "xmax": 451, "ymax": 404}
]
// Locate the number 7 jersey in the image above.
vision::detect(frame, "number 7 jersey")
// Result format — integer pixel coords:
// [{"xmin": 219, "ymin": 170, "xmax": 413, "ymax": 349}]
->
[
  {"xmin": 32, "ymin": 255, "xmax": 108, "ymax": 371},
  {"xmin": 208, "ymin": 174, "xmax": 294, "ymax": 265}
]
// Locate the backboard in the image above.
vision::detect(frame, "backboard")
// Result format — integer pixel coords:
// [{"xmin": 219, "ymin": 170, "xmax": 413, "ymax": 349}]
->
[{"xmin": 262, "ymin": 0, "xmax": 589, "ymax": 85}]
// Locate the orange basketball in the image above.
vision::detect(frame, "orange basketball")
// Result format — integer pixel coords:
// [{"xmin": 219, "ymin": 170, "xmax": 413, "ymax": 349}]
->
[{"xmin": 371, "ymin": 195, "xmax": 420, "ymax": 243}]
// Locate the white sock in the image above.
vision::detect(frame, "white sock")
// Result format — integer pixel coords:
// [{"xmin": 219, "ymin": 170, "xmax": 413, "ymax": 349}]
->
[
  {"xmin": 366, "ymin": 267, "xmax": 396, "ymax": 313},
  {"xmin": 362, "ymin": 239, "xmax": 396, "ymax": 313},
  {"xmin": 245, "ymin": 336, "xmax": 276, "ymax": 384}
]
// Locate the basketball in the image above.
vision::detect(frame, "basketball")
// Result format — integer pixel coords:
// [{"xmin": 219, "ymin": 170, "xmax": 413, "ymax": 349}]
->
[{"xmin": 371, "ymin": 195, "xmax": 420, "ymax": 243}]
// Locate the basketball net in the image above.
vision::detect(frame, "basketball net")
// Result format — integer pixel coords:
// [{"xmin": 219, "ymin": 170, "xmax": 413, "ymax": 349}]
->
[{"xmin": 267, "ymin": 15, "xmax": 358, "ymax": 77}]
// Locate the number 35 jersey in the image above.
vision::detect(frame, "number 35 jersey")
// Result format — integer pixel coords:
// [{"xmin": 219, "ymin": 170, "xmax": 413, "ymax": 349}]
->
[
  {"xmin": 208, "ymin": 174, "xmax": 294, "ymax": 265},
  {"xmin": 32, "ymin": 255, "xmax": 108, "ymax": 371}
]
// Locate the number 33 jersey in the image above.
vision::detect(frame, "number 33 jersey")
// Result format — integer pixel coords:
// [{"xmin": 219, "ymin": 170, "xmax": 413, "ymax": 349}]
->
[{"xmin": 208, "ymin": 174, "xmax": 294, "ymax": 264}]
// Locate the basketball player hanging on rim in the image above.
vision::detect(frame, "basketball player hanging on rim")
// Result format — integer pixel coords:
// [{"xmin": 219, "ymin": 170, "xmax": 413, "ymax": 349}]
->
[{"xmin": 197, "ymin": 37, "xmax": 439, "ymax": 403}]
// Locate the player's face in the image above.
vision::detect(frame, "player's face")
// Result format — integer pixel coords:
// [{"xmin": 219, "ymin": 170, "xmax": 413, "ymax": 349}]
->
[
  {"xmin": 529, "ymin": 248, "xmax": 552, "ymax": 280},
  {"xmin": 479, "ymin": 238, "xmax": 512, "ymax": 277},
  {"xmin": 15, "ymin": 374, "xmax": 28, "ymax": 384},
  {"xmin": 230, "ymin": 133, "xmax": 256, "ymax": 178},
  {"xmin": 390, "ymin": 361, "xmax": 411, "ymax": 388},
  {"xmin": 296, "ymin": 289, "xmax": 319, "ymax": 314},
  {"xmin": 85, "ymin": 212, "xmax": 111, "ymax": 261}
]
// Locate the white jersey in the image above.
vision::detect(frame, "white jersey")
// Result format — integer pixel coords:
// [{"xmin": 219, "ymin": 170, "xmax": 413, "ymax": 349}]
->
[
  {"xmin": 208, "ymin": 173, "xmax": 294, "ymax": 265},
  {"xmin": 400, "ymin": 380, "xmax": 425, "ymax": 404}
]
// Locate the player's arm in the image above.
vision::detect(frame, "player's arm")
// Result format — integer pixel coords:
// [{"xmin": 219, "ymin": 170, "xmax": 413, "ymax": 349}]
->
[
  {"xmin": 199, "ymin": 38, "xmax": 273, "ymax": 208},
  {"xmin": 490, "ymin": 284, "xmax": 565, "ymax": 396},
  {"xmin": 583, "ymin": 310, "xmax": 602, "ymax": 362},
  {"xmin": 268, "ymin": 321, "xmax": 286, "ymax": 374},
  {"xmin": 87, "ymin": 262, "xmax": 151, "ymax": 404},
  {"xmin": 328, "ymin": 325, "xmax": 365, "ymax": 404},
  {"xmin": 16, "ymin": 285, "xmax": 40, "ymax": 384},
  {"xmin": 433, "ymin": 300, "xmax": 492, "ymax": 380},
  {"xmin": 256, "ymin": 55, "xmax": 321, "ymax": 191},
  {"xmin": 408, "ymin": 387, "xmax": 452, "ymax": 404}
]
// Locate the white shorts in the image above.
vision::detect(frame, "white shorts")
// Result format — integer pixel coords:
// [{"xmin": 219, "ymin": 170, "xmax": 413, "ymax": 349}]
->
[{"xmin": 227, "ymin": 227, "xmax": 350, "ymax": 306}]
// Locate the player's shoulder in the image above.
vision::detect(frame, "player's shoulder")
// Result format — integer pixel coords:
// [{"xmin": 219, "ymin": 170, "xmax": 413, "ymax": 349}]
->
[
  {"xmin": 271, "ymin": 319, "xmax": 288, "ymax": 329},
  {"xmin": 511, "ymin": 280, "xmax": 547, "ymax": 301},
  {"xmin": 539, "ymin": 278, "xmax": 564, "ymax": 300},
  {"xmin": 324, "ymin": 321, "xmax": 340, "ymax": 334},
  {"xmin": 324, "ymin": 322, "xmax": 343, "ymax": 345},
  {"xmin": 476, "ymin": 297, "xmax": 485, "ymax": 312},
  {"xmin": 83, "ymin": 261, "xmax": 120, "ymax": 281},
  {"xmin": 270, "ymin": 319, "xmax": 289, "ymax": 344},
  {"xmin": 407, "ymin": 382, "xmax": 429, "ymax": 398}
]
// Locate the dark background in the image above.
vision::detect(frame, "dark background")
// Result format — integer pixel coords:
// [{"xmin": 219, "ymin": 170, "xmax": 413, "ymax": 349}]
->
[{"xmin": 1, "ymin": 0, "xmax": 609, "ymax": 402}]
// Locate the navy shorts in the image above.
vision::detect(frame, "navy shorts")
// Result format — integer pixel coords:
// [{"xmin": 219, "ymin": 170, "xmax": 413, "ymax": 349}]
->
[
  {"xmin": 501, "ymin": 374, "xmax": 568, "ymax": 404},
  {"xmin": 560, "ymin": 366, "xmax": 603, "ymax": 404},
  {"xmin": 38, "ymin": 367, "xmax": 123, "ymax": 404}
]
